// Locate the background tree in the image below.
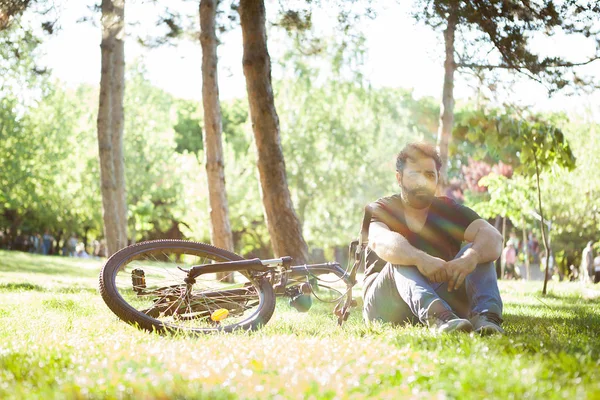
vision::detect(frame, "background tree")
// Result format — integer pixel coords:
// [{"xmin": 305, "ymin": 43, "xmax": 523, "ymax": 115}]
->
[
  {"xmin": 200, "ymin": 0, "xmax": 234, "ymax": 281},
  {"xmin": 458, "ymin": 108, "xmax": 576, "ymax": 294},
  {"xmin": 0, "ymin": 81, "xmax": 104, "ymax": 250},
  {"xmin": 473, "ymin": 173, "xmax": 535, "ymax": 278},
  {"xmin": 540, "ymin": 119, "xmax": 600, "ymax": 272},
  {"xmin": 97, "ymin": 0, "xmax": 127, "ymax": 256},
  {"xmin": 238, "ymin": 0, "xmax": 309, "ymax": 264},
  {"xmin": 123, "ymin": 65, "xmax": 182, "ymax": 243}
]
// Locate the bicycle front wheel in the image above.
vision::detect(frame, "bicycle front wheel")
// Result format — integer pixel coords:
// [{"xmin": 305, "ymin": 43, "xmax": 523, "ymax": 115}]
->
[{"xmin": 99, "ymin": 240, "xmax": 275, "ymax": 334}]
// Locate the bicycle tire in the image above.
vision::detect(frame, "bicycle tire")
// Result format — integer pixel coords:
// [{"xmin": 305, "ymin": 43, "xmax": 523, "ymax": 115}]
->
[{"xmin": 99, "ymin": 240, "xmax": 276, "ymax": 334}]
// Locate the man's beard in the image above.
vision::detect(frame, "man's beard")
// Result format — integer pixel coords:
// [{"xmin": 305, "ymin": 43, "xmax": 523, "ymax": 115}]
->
[{"xmin": 400, "ymin": 183, "xmax": 435, "ymax": 209}]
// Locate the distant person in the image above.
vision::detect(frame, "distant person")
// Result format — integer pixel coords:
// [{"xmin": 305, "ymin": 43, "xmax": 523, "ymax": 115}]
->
[
  {"xmin": 66, "ymin": 234, "xmax": 78, "ymax": 257},
  {"xmin": 92, "ymin": 239, "xmax": 101, "ymax": 258},
  {"xmin": 528, "ymin": 233, "xmax": 540, "ymax": 264},
  {"xmin": 568, "ymin": 264, "xmax": 578, "ymax": 281},
  {"xmin": 363, "ymin": 142, "xmax": 505, "ymax": 335},
  {"xmin": 507, "ymin": 231, "xmax": 519, "ymax": 252},
  {"xmin": 42, "ymin": 231, "xmax": 54, "ymax": 255},
  {"xmin": 35, "ymin": 233, "xmax": 43, "ymax": 253},
  {"xmin": 76, "ymin": 242, "xmax": 90, "ymax": 258},
  {"xmin": 581, "ymin": 242, "xmax": 594, "ymax": 283},
  {"xmin": 28, "ymin": 233, "xmax": 40, "ymax": 254},
  {"xmin": 501, "ymin": 243, "xmax": 517, "ymax": 280}
]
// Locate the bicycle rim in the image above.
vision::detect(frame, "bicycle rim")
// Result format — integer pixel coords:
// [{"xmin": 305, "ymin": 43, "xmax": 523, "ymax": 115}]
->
[{"xmin": 99, "ymin": 240, "xmax": 275, "ymax": 334}]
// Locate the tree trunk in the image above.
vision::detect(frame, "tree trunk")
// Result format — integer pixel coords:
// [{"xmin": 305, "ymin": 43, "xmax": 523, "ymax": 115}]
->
[
  {"xmin": 97, "ymin": 0, "xmax": 128, "ymax": 257},
  {"xmin": 533, "ymin": 151, "xmax": 551, "ymax": 295},
  {"xmin": 238, "ymin": 0, "xmax": 309, "ymax": 264},
  {"xmin": 111, "ymin": 0, "xmax": 128, "ymax": 250},
  {"xmin": 436, "ymin": 0, "xmax": 458, "ymax": 183},
  {"xmin": 200, "ymin": 0, "xmax": 235, "ymax": 282}
]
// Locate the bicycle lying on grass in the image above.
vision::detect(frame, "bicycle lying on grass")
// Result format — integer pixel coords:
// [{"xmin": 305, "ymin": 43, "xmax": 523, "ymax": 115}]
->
[{"xmin": 99, "ymin": 209, "xmax": 372, "ymax": 334}]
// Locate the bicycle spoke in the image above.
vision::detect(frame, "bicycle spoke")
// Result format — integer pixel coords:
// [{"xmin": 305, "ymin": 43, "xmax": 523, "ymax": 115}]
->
[{"xmin": 112, "ymin": 246, "xmax": 265, "ymax": 330}]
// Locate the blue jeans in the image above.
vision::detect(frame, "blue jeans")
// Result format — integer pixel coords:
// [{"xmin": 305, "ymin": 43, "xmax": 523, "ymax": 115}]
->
[{"xmin": 363, "ymin": 245, "xmax": 503, "ymax": 325}]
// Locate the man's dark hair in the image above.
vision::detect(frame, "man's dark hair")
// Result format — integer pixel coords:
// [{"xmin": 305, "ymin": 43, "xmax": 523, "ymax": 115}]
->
[{"xmin": 395, "ymin": 142, "xmax": 442, "ymax": 173}]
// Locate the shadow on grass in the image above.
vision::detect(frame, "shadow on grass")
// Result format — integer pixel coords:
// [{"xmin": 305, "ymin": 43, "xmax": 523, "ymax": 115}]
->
[
  {"xmin": 501, "ymin": 297, "xmax": 600, "ymax": 358},
  {"xmin": 541, "ymin": 290, "xmax": 600, "ymax": 301},
  {"xmin": 56, "ymin": 287, "xmax": 98, "ymax": 294},
  {"xmin": 0, "ymin": 251, "xmax": 101, "ymax": 277},
  {"xmin": 0, "ymin": 282, "xmax": 98, "ymax": 294},
  {"xmin": 0, "ymin": 282, "xmax": 45, "ymax": 291}
]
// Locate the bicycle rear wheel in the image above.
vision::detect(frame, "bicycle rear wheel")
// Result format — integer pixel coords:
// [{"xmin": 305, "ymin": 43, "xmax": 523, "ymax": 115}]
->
[{"xmin": 99, "ymin": 240, "xmax": 275, "ymax": 334}]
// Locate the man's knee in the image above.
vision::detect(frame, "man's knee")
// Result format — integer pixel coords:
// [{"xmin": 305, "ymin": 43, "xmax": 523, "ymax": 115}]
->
[{"xmin": 362, "ymin": 269, "xmax": 416, "ymax": 325}]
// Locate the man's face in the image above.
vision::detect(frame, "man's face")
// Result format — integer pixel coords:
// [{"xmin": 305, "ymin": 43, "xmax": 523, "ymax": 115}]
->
[{"xmin": 396, "ymin": 156, "xmax": 438, "ymax": 209}]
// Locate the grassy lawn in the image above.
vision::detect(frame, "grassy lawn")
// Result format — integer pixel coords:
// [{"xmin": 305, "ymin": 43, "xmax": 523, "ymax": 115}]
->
[{"xmin": 1, "ymin": 249, "xmax": 599, "ymax": 399}]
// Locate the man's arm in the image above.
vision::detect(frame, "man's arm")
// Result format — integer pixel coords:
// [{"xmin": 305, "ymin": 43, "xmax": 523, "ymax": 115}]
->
[
  {"xmin": 369, "ymin": 221, "xmax": 448, "ymax": 282},
  {"xmin": 463, "ymin": 219, "xmax": 503, "ymax": 263},
  {"xmin": 447, "ymin": 218, "xmax": 503, "ymax": 291}
]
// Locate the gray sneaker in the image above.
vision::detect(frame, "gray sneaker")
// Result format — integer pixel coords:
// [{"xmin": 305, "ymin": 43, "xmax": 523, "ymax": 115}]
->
[
  {"xmin": 426, "ymin": 310, "xmax": 473, "ymax": 333},
  {"xmin": 471, "ymin": 312, "xmax": 505, "ymax": 335}
]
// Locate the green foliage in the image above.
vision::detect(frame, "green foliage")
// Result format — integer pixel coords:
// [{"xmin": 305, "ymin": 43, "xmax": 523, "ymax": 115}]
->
[
  {"xmin": 0, "ymin": 21, "xmax": 45, "ymax": 96},
  {"xmin": 453, "ymin": 108, "xmax": 521, "ymax": 168},
  {"xmin": 0, "ymin": 80, "xmax": 102, "ymax": 239},
  {"xmin": 471, "ymin": 174, "xmax": 535, "ymax": 228},
  {"xmin": 453, "ymin": 107, "xmax": 576, "ymax": 177},
  {"xmin": 122, "ymin": 63, "xmax": 214, "ymax": 243},
  {"xmin": 173, "ymin": 99, "xmax": 203, "ymax": 156},
  {"xmin": 457, "ymin": 106, "xmax": 598, "ymax": 267},
  {"xmin": 538, "ymin": 120, "xmax": 600, "ymax": 261},
  {"xmin": 0, "ymin": 26, "xmax": 47, "ymax": 232},
  {"xmin": 222, "ymin": 98, "xmax": 250, "ymax": 158},
  {"xmin": 275, "ymin": 64, "xmax": 433, "ymax": 247}
]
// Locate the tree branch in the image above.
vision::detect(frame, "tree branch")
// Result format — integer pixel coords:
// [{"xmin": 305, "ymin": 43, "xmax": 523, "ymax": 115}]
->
[{"xmin": 457, "ymin": 56, "xmax": 600, "ymax": 70}]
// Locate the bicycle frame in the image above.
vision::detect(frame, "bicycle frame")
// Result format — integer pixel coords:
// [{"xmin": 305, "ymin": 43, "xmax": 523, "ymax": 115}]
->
[{"xmin": 179, "ymin": 252, "xmax": 361, "ymax": 325}]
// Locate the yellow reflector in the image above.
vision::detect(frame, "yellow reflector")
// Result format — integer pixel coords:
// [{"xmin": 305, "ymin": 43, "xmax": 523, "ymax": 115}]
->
[{"xmin": 211, "ymin": 308, "xmax": 229, "ymax": 322}]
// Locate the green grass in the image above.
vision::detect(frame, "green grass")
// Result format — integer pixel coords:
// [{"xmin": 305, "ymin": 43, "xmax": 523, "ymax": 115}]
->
[{"xmin": 1, "ymin": 249, "xmax": 599, "ymax": 399}]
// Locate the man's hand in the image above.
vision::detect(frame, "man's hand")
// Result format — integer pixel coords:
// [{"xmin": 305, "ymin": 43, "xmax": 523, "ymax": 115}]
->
[
  {"xmin": 446, "ymin": 250, "xmax": 479, "ymax": 291},
  {"xmin": 416, "ymin": 256, "xmax": 448, "ymax": 283}
]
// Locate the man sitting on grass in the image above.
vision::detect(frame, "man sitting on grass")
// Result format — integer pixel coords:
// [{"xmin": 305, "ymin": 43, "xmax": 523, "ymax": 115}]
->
[{"xmin": 363, "ymin": 142, "xmax": 505, "ymax": 335}]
